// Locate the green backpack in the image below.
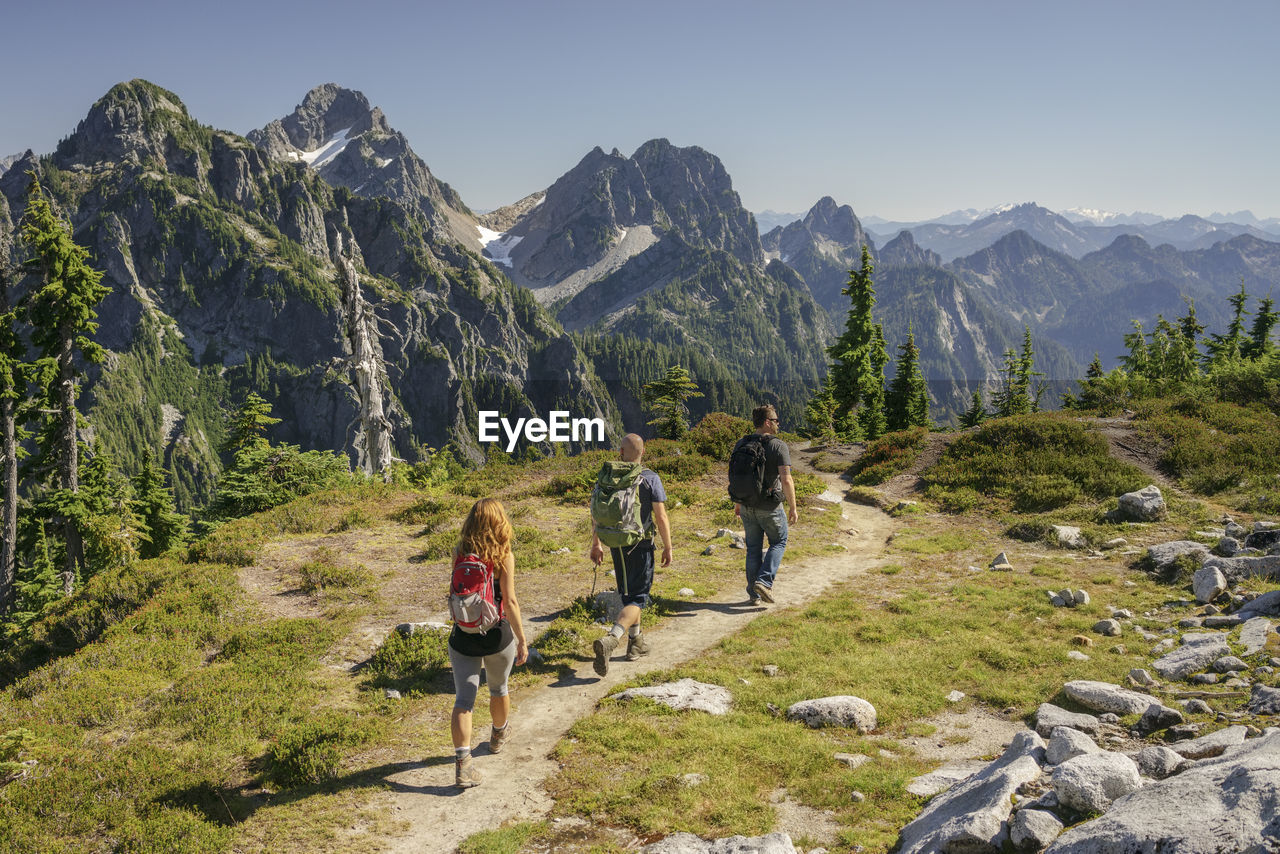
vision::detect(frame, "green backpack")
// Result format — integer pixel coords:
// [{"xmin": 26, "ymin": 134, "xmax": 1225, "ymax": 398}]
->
[{"xmin": 590, "ymin": 461, "xmax": 652, "ymax": 548}]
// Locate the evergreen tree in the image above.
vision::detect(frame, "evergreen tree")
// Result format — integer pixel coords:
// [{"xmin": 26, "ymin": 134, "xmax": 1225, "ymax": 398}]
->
[
  {"xmin": 1121, "ymin": 320, "xmax": 1150, "ymax": 377},
  {"xmin": 75, "ymin": 443, "xmax": 139, "ymax": 574},
  {"xmin": 641, "ymin": 365, "xmax": 703, "ymax": 439},
  {"xmin": 19, "ymin": 175, "xmax": 111, "ymax": 596},
  {"xmin": 131, "ymin": 450, "xmax": 189, "ymax": 559},
  {"xmin": 959, "ymin": 388, "xmax": 987, "ymax": 428},
  {"xmin": 885, "ymin": 329, "xmax": 930, "ymax": 431},
  {"xmin": 824, "ymin": 246, "xmax": 877, "ymax": 431},
  {"xmin": 992, "ymin": 327, "xmax": 1041, "ymax": 417},
  {"xmin": 804, "ymin": 375, "xmax": 840, "ymax": 442},
  {"xmin": 1177, "ymin": 297, "xmax": 1205, "ymax": 349},
  {"xmin": 224, "ymin": 391, "xmax": 281, "ymax": 456},
  {"xmin": 855, "ymin": 324, "xmax": 889, "ymax": 440},
  {"xmin": 1244, "ymin": 294, "xmax": 1279, "ymax": 360},
  {"xmin": 1205, "ymin": 280, "xmax": 1250, "ymax": 366},
  {"xmin": 0, "ymin": 219, "xmax": 23, "ymax": 616}
]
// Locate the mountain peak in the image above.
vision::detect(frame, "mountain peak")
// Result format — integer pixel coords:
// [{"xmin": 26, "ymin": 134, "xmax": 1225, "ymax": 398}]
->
[{"xmin": 54, "ymin": 79, "xmax": 202, "ymax": 169}]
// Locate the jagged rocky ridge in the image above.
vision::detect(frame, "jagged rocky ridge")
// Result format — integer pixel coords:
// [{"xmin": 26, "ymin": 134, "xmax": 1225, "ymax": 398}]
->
[{"xmin": 0, "ymin": 80, "xmax": 617, "ymax": 507}]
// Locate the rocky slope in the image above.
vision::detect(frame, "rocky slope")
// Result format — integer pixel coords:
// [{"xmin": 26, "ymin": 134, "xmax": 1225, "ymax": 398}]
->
[
  {"xmin": 0, "ymin": 80, "xmax": 616, "ymax": 507},
  {"xmin": 760, "ymin": 196, "xmax": 875, "ymax": 314}
]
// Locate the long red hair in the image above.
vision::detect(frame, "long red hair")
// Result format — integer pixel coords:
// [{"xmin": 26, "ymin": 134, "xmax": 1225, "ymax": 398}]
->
[{"xmin": 456, "ymin": 498, "xmax": 513, "ymax": 567}]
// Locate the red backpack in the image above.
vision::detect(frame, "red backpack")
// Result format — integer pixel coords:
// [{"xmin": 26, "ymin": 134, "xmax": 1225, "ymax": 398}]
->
[{"xmin": 448, "ymin": 552, "xmax": 503, "ymax": 634}]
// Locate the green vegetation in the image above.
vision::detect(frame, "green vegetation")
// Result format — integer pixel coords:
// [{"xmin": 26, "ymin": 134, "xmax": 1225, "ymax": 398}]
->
[
  {"xmin": 642, "ymin": 364, "xmax": 703, "ymax": 439},
  {"xmin": 848, "ymin": 427, "xmax": 929, "ymax": 486}
]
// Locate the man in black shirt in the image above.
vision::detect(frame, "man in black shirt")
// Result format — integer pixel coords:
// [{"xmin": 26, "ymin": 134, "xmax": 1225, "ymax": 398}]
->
[{"xmin": 731, "ymin": 404, "xmax": 798, "ymax": 604}]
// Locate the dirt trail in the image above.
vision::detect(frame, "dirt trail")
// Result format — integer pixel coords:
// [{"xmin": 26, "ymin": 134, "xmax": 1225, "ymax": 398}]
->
[{"xmin": 376, "ymin": 466, "xmax": 896, "ymax": 854}]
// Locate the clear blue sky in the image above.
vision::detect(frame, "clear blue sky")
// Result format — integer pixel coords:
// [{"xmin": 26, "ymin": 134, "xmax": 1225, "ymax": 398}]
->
[{"xmin": 3, "ymin": 0, "xmax": 1276, "ymax": 221}]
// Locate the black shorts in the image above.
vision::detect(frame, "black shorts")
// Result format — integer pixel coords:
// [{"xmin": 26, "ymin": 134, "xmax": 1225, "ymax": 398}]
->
[{"xmin": 610, "ymin": 541, "xmax": 654, "ymax": 609}]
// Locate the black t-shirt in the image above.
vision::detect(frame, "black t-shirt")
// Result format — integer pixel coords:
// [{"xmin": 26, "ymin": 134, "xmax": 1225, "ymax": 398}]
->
[
  {"xmin": 448, "ymin": 560, "xmax": 515, "ymax": 657},
  {"xmin": 734, "ymin": 434, "xmax": 791, "ymax": 509}
]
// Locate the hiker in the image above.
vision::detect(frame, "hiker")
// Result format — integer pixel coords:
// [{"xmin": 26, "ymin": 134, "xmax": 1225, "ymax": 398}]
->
[
  {"xmin": 588, "ymin": 433, "xmax": 673, "ymax": 677},
  {"xmin": 728, "ymin": 404, "xmax": 798, "ymax": 604},
  {"xmin": 447, "ymin": 498, "xmax": 528, "ymax": 789}
]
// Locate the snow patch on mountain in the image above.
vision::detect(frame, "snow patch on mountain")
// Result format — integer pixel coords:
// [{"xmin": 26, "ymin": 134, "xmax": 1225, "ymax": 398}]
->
[
  {"xmin": 288, "ymin": 127, "xmax": 354, "ymax": 169},
  {"xmin": 477, "ymin": 225, "xmax": 523, "ymax": 267}
]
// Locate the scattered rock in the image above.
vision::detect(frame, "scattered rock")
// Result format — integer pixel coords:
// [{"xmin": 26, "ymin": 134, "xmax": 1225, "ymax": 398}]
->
[
  {"xmin": 946, "ymin": 690, "xmax": 966, "ymax": 703},
  {"xmin": 550, "ymin": 546, "xmax": 572, "ymax": 554},
  {"xmin": 1182, "ymin": 699, "xmax": 1212, "ymax": 714},
  {"xmin": 833, "ymin": 753, "xmax": 870, "ymax": 770},
  {"xmin": 1052, "ymin": 751, "xmax": 1143, "ymax": 813},
  {"xmin": 849, "ymin": 791, "xmax": 865, "ymax": 803},
  {"xmin": 1239, "ymin": 617, "xmax": 1274, "ymax": 655},
  {"xmin": 1034, "ymin": 703, "xmax": 1100, "ymax": 738},
  {"xmin": 1134, "ymin": 703, "xmax": 1183, "ymax": 735},
  {"xmin": 1073, "ymin": 589, "xmax": 1090, "ymax": 606},
  {"xmin": 1092, "ymin": 619, "xmax": 1122, "ymax": 637},
  {"xmin": 1135, "ymin": 745, "xmax": 1187, "ymax": 780},
  {"xmin": 385, "ymin": 689, "xmax": 401, "ymax": 700},
  {"xmin": 1048, "ymin": 592, "xmax": 1067, "ymax": 607},
  {"xmin": 642, "ymin": 832, "xmax": 797, "ymax": 854},
  {"xmin": 1048, "ymin": 733, "xmax": 1280, "ymax": 854},
  {"xmin": 762, "ymin": 665, "xmax": 780, "ymax": 677},
  {"xmin": 1101, "ymin": 537, "xmax": 1128, "ymax": 550},
  {"xmin": 904, "ymin": 760, "xmax": 989, "ymax": 797},
  {"xmin": 677, "ymin": 587, "xmax": 696, "ymax": 597},
  {"xmin": 1203, "ymin": 614, "xmax": 1242, "ymax": 628},
  {"xmin": 1062, "ymin": 680, "xmax": 1161, "ymax": 716},
  {"xmin": 1167, "ymin": 725, "xmax": 1249, "ymax": 760},
  {"xmin": 1071, "ymin": 635, "xmax": 1093, "ymax": 647},
  {"xmin": 991, "ymin": 552, "xmax": 1014, "ymax": 571},
  {"xmin": 1127, "ymin": 668, "xmax": 1157, "ymax": 688},
  {"xmin": 1247, "ymin": 683, "xmax": 1280, "ymax": 715},
  {"xmin": 1191, "ymin": 673, "xmax": 1221, "ymax": 685},
  {"xmin": 1009, "ymin": 808, "xmax": 1064, "ymax": 851},
  {"xmin": 1067, "ymin": 650, "xmax": 1090, "ymax": 661},
  {"xmin": 1192, "ymin": 565, "xmax": 1228, "ymax": 604},
  {"xmin": 1167, "ymin": 723, "xmax": 1202, "ymax": 741},
  {"xmin": 681, "ymin": 773, "xmax": 708, "ymax": 787},
  {"xmin": 1213, "ymin": 655, "xmax": 1248, "ymax": 673},
  {"xmin": 787, "ymin": 696, "xmax": 877, "ymax": 732},
  {"xmin": 1151, "ymin": 637, "xmax": 1231, "ymax": 681},
  {"xmin": 1216, "ymin": 536, "xmax": 1241, "ymax": 557},
  {"xmin": 895, "ymin": 732, "xmax": 1045, "ymax": 854},
  {"xmin": 614, "ymin": 679, "xmax": 733, "ymax": 715},
  {"xmin": 1045, "ymin": 727, "xmax": 1102, "ymax": 765},
  {"xmin": 1052, "ymin": 525, "xmax": 1087, "ymax": 549},
  {"xmin": 1115, "ymin": 485, "xmax": 1166, "ymax": 522},
  {"xmin": 1146, "ymin": 540, "xmax": 1210, "ymax": 575},
  {"xmin": 701, "ymin": 546, "xmax": 716, "ymax": 556}
]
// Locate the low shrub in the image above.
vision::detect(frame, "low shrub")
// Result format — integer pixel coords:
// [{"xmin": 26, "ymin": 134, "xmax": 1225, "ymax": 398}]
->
[
  {"xmin": 268, "ymin": 713, "xmax": 370, "ymax": 788},
  {"xmin": 687, "ymin": 412, "xmax": 752, "ymax": 459},
  {"xmin": 848, "ymin": 427, "xmax": 929, "ymax": 485},
  {"xmin": 366, "ymin": 628, "xmax": 451, "ymax": 688},
  {"xmin": 1012, "ymin": 474, "xmax": 1081, "ymax": 513}
]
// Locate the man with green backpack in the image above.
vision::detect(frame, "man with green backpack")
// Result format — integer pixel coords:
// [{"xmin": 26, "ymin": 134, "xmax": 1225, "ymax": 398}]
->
[{"xmin": 588, "ymin": 433, "xmax": 672, "ymax": 677}]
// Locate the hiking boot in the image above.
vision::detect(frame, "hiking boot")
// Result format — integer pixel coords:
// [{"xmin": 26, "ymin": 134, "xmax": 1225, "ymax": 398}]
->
[
  {"xmin": 625, "ymin": 632, "xmax": 651, "ymax": 661},
  {"xmin": 593, "ymin": 633, "xmax": 620, "ymax": 676},
  {"xmin": 753, "ymin": 581, "xmax": 775, "ymax": 604},
  {"xmin": 455, "ymin": 753, "xmax": 481, "ymax": 788},
  {"xmin": 489, "ymin": 724, "xmax": 510, "ymax": 754}
]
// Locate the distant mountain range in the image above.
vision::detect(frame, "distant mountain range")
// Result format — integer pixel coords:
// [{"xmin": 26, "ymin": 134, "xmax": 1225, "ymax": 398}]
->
[{"xmin": 4, "ymin": 78, "xmax": 1280, "ymax": 470}]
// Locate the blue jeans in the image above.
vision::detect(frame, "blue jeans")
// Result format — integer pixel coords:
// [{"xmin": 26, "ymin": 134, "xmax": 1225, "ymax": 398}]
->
[{"xmin": 740, "ymin": 504, "xmax": 788, "ymax": 597}]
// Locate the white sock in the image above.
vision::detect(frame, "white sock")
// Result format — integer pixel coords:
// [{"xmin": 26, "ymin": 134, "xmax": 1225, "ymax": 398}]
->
[
  {"xmin": 492, "ymin": 722, "xmax": 508, "ymax": 732},
  {"xmin": 455, "ymin": 746, "xmax": 470, "ymax": 760},
  {"xmin": 608, "ymin": 623, "xmax": 625, "ymax": 638}
]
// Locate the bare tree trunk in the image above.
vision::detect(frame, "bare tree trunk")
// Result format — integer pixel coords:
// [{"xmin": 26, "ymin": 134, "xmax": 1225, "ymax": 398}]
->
[
  {"xmin": 58, "ymin": 333, "xmax": 79, "ymax": 596},
  {"xmin": 332, "ymin": 230, "xmax": 393, "ymax": 479},
  {"xmin": 1, "ymin": 391, "xmax": 15, "ymax": 616}
]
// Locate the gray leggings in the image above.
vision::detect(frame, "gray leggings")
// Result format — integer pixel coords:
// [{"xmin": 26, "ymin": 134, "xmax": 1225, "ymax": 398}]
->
[{"xmin": 449, "ymin": 641, "xmax": 517, "ymax": 711}]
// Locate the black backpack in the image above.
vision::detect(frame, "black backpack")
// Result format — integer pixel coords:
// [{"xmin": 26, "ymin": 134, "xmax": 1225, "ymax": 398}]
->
[{"xmin": 727, "ymin": 435, "xmax": 778, "ymax": 506}]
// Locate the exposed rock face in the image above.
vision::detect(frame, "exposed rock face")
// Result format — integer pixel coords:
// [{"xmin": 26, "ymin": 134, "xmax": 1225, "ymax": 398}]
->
[
  {"xmin": 1046, "ymin": 732, "xmax": 1280, "ymax": 853},
  {"xmin": 1151, "ymin": 637, "xmax": 1231, "ymax": 681},
  {"xmin": 786, "ymin": 696, "xmax": 877, "ymax": 732},
  {"xmin": 614, "ymin": 679, "xmax": 733, "ymax": 715},
  {"xmin": 879, "ymin": 230, "xmax": 942, "ymax": 269},
  {"xmin": 1052, "ymin": 752, "xmax": 1143, "ymax": 814},
  {"xmin": 759, "ymin": 195, "xmax": 874, "ymax": 313},
  {"xmin": 1034, "ymin": 703, "xmax": 1100, "ymax": 738},
  {"xmin": 1193, "ymin": 565, "xmax": 1228, "ymax": 603},
  {"xmin": 895, "ymin": 731, "xmax": 1045, "ymax": 854},
  {"xmin": 1115, "ymin": 485, "xmax": 1166, "ymax": 522},
  {"xmin": 1062, "ymin": 680, "xmax": 1161, "ymax": 716}
]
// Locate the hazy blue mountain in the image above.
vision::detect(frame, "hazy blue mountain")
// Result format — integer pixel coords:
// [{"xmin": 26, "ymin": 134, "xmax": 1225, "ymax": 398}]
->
[
  {"xmin": 754, "ymin": 209, "xmax": 804, "ymax": 233},
  {"xmin": 760, "ymin": 196, "xmax": 875, "ymax": 313}
]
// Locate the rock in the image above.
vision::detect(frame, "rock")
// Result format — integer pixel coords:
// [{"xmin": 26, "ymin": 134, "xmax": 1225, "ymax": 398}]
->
[
  {"xmin": 701, "ymin": 546, "xmax": 716, "ymax": 556},
  {"xmin": 1115, "ymin": 485, "xmax": 1166, "ymax": 522},
  {"xmin": 614, "ymin": 679, "xmax": 733, "ymax": 715},
  {"xmin": 1093, "ymin": 619, "xmax": 1122, "ymax": 636},
  {"xmin": 1052, "ymin": 525, "xmax": 1087, "ymax": 549},
  {"xmin": 1046, "ymin": 732, "xmax": 1280, "ymax": 854},
  {"xmin": 1045, "ymin": 726, "xmax": 1102, "ymax": 765},
  {"xmin": 1010, "ymin": 808, "xmax": 1064, "ymax": 851},
  {"xmin": 1051, "ymin": 752, "xmax": 1143, "ymax": 813},
  {"xmin": 1239, "ymin": 617, "xmax": 1274, "ymax": 655},
  {"xmin": 594, "ymin": 591, "xmax": 624, "ymax": 622},
  {"xmin": 1071, "ymin": 634, "xmax": 1093, "ymax": 647},
  {"xmin": 761, "ymin": 665, "xmax": 779, "ymax": 677},
  {"xmin": 1067, "ymin": 650, "xmax": 1090, "ymax": 661},
  {"xmin": 1167, "ymin": 723, "xmax": 1202, "ymax": 741},
  {"xmin": 1134, "ymin": 703, "xmax": 1184, "ymax": 735},
  {"xmin": 1213, "ymin": 655, "xmax": 1248, "ymax": 673},
  {"xmin": 1135, "ymin": 745, "xmax": 1187, "ymax": 779},
  {"xmin": 1072, "ymin": 589, "xmax": 1090, "ymax": 606},
  {"xmin": 1151, "ymin": 637, "xmax": 1231, "ymax": 681},
  {"xmin": 1182, "ymin": 699, "xmax": 1212, "ymax": 714},
  {"xmin": 550, "ymin": 546, "xmax": 572, "ymax": 554},
  {"xmin": 991, "ymin": 552, "xmax": 1014, "ymax": 571},
  {"xmin": 895, "ymin": 732, "xmax": 1045, "ymax": 854},
  {"xmin": 1048, "ymin": 592, "xmax": 1067, "ymax": 607},
  {"xmin": 677, "ymin": 587, "xmax": 696, "ymax": 597},
  {"xmin": 1146, "ymin": 540, "xmax": 1210, "ymax": 574},
  {"xmin": 1238, "ymin": 589, "xmax": 1280, "ymax": 619},
  {"xmin": 904, "ymin": 759, "xmax": 989, "ymax": 797},
  {"xmin": 1099, "ymin": 713, "xmax": 1120, "ymax": 725},
  {"xmin": 1248, "ymin": 683, "xmax": 1280, "ymax": 716},
  {"xmin": 1101, "ymin": 537, "xmax": 1128, "ymax": 550},
  {"xmin": 681, "ymin": 773, "xmax": 708, "ymax": 787},
  {"xmin": 384, "ymin": 689, "xmax": 401, "ymax": 700},
  {"xmin": 1062, "ymin": 680, "xmax": 1161, "ymax": 716},
  {"xmin": 1167, "ymin": 725, "xmax": 1249, "ymax": 759},
  {"xmin": 1034, "ymin": 703, "xmax": 1100, "ymax": 738},
  {"xmin": 1127, "ymin": 668, "xmax": 1157, "ymax": 688},
  {"xmin": 1110, "ymin": 608, "xmax": 1133, "ymax": 619},
  {"xmin": 1192, "ymin": 565, "xmax": 1228, "ymax": 603},
  {"xmin": 1244, "ymin": 529, "xmax": 1280, "ymax": 551},
  {"xmin": 1216, "ymin": 536, "xmax": 1241, "ymax": 557},
  {"xmin": 947, "ymin": 690, "xmax": 966, "ymax": 703},
  {"xmin": 642, "ymin": 832, "xmax": 797, "ymax": 854},
  {"xmin": 1205, "ymin": 555, "xmax": 1280, "ymax": 585},
  {"xmin": 787, "ymin": 696, "xmax": 877, "ymax": 732},
  {"xmin": 833, "ymin": 752, "xmax": 870, "ymax": 770},
  {"xmin": 1203, "ymin": 614, "xmax": 1242, "ymax": 628},
  {"xmin": 849, "ymin": 791, "xmax": 865, "ymax": 803},
  {"xmin": 1190, "ymin": 673, "xmax": 1220, "ymax": 685}
]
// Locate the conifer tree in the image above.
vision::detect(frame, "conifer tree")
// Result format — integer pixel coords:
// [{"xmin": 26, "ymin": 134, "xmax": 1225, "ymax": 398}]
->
[
  {"xmin": 959, "ymin": 388, "xmax": 987, "ymax": 428},
  {"xmin": 992, "ymin": 328, "xmax": 1041, "ymax": 418},
  {"xmin": 886, "ymin": 329, "xmax": 930, "ymax": 431},
  {"xmin": 642, "ymin": 365, "xmax": 703, "ymax": 439},
  {"xmin": 804, "ymin": 375, "xmax": 840, "ymax": 442},
  {"xmin": 1244, "ymin": 294, "xmax": 1278, "ymax": 360},
  {"xmin": 19, "ymin": 175, "xmax": 111, "ymax": 595},
  {"xmin": 1177, "ymin": 297, "xmax": 1205, "ymax": 349},
  {"xmin": 131, "ymin": 450, "xmax": 188, "ymax": 559},
  {"xmin": 224, "ymin": 391, "xmax": 281, "ymax": 455},
  {"xmin": 0, "ymin": 213, "xmax": 22, "ymax": 615},
  {"xmin": 855, "ymin": 325, "xmax": 888, "ymax": 440},
  {"xmin": 1205, "ymin": 280, "xmax": 1250, "ymax": 366},
  {"xmin": 824, "ymin": 246, "xmax": 877, "ymax": 432}
]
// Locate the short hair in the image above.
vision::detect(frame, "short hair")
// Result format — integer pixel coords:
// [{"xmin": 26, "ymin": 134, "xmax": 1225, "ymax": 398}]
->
[{"xmin": 752, "ymin": 405, "xmax": 777, "ymax": 428}]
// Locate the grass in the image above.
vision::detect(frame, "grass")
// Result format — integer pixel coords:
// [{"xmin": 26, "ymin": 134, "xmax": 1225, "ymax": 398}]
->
[{"xmin": 847, "ymin": 427, "xmax": 929, "ymax": 485}]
